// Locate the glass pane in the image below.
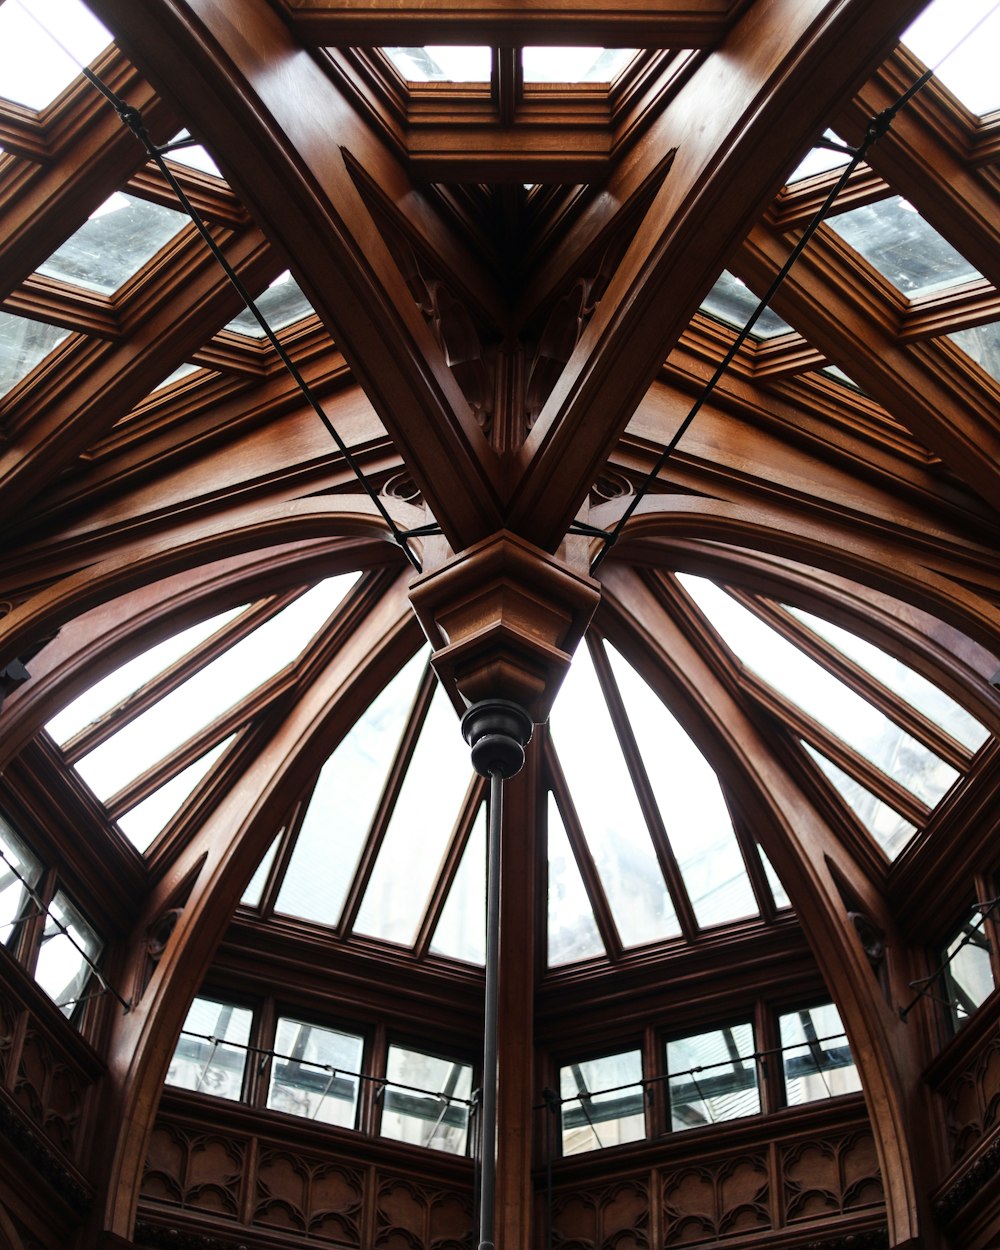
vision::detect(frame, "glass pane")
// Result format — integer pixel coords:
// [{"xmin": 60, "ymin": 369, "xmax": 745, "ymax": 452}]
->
[
  {"xmin": 382, "ymin": 46, "xmax": 491, "ymax": 82},
  {"xmin": 37, "ymin": 193, "xmax": 188, "ymax": 295},
  {"xmin": 786, "ymin": 131, "xmax": 850, "ymax": 184},
  {"xmin": 166, "ymin": 131, "xmax": 223, "ymax": 178},
  {"xmin": 34, "ymin": 891, "xmax": 102, "ymax": 1017},
  {"xmin": 0, "ymin": 0, "xmax": 111, "ymax": 109},
  {"xmin": 803, "ymin": 742, "xmax": 917, "ymax": 859},
  {"xmin": 949, "ymin": 321, "xmax": 1000, "ymax": 384},
  {"xmin": 224, "ymin": 271, "xmax": 316, "ymax": 337},
  {"xmin": 75, "ymin": 577, "xmax": 357, "ymax": 802},
  {"xmin": 903, "ymin": 0, "xmax": 1000, "ymax": 117},
  {"xmin": 700, "ymin": 271, "xmax": 793, "ymax": 340},
  {"xmin": 942, "ymin": 911, "xmax": 995, "ymax": 1030},
  {"xmin": 276, "ymin": 651, "xmax": 426, "ymax": 927},
  {"xmin": 0, "ymin": 311, "xmax": 70, "ymax": 398},
  {"xmin": 827, "ymin": 196, "xmax": 979, "ymax": 297},
  {"xmin": 680, "ymin": 576, "xmax": 959, "ymax": 811},
  {"xmin": 46, "ymin": 606, "xmax": 244, "ymax": 745},
  {"xmin": 758, "ymin": 844, "xmax": 791, "ymax": 910},
  {"xmin": 355, "ymin": 683, "xmax": 472, "ymax": 945},
  {"xmin": 667, "ymin": 1022, "xmax": 759, "ymax": 1130},
  {"xmin": 550, "ymin": 647, "xmax": 679, "ymax": 948},
  {"xmin": 430, "ymin": 804, "xmax": 486, "ymax": 965},
  {"xmin": 153, "ymin": 362, "xmax": 202, "ymax": 391},
  {"xmin": 268, "ymin": 1017, "xmax": 364, "ymax": 1126},
  {"xmin": 560, "ymin": 1050, "xmax": 644, "ymax": 1155},
  {"xmin": 242, "ymin": 831, "xmax": 282, "ymax": 908},
  {"xmin": 779, "ymin": 1003, "xmax": 860, "ymax": 1104},
  {"xmin": 607, "ymin": 644, "xmax": 758, "ymax": 928},
  {"xmin": 547, "ymin": 794, "xmax": 605, "ymax": 967},
  {"xmin": 116, "ymin": 737, "xmax": 234, "ymax": 852},
  {"xmin": 786, "ymin": 605, "xmax": 988, "ymax": 753},
  {"xmin": 522, "ymin": 48, "xmax": 637, "ymax": 83},
  {"xmin": 0, "ymin": 814, "xmax": 43, "ymax": 946},
  {"xmin": 381, "ymin": 1045, "xmax": 473, "ymax": 1154},
  {"xmin": 167, "ymin": 997, "xmax": 253, "ymax": 1100}
]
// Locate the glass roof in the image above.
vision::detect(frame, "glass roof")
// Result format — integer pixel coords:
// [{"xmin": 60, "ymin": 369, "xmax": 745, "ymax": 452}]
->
[
  {"xmin": 827, "ymin": 196, "xmax": 980, "ymax": 298},
  {"xmin": 902, "ymin": 0, "xmax": 1000, "ymax": 117},
  {"xmin": 37, "ymin": 192, "xmax": 189, "ymax": 296},
  {"xmin": 224, "ymin": 271, "xmax": 316, "ymax": 338},
  {"xmin": 429, "ymin": 804, "xmax": 486, "ymax": 963},
  {"xmin": 700, "ymin": 271, "xmax": 794, "ymax": 340},
  {"xmin": 382, "ymin": 46, "xmax": 491, "ymax": 83},
  {"xmin": 802, "ymin": 742, "xmax": 916, "ymax": 858},
  {"xmin": 117, "ymin": 738, "xmax": 234, "ymax": 852},
  {"xmin": 166, "ymin": 131, "xmax": 223, "ymax": 178},
  {"xmin": 548, "ymin": 793, "xmax": 606, "ymax": 966},
  {"xmin": 0, "ymin": 0, "xmax": 111, "ymax": 110},
  {"xmin": 949, "ymin": 321, "xmax": 1000, "ymax": 383},
  {"xmin": 0, "ymin": 311, "xmax": 71, "ymax": 398},
  {"xmin": 521, "ymin": 48, "xmax": 637, "ymax": 84},
  {"xmin": 786, "ymin": 131, "xmax": 851, "ymax": 185}
]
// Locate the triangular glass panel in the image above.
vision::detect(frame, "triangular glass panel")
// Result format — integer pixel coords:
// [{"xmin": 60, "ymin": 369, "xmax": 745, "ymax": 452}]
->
[
  {"xmin": 547, "ymin": 793, "xmax": 605, "ymax": 967},
  {"xmin": 802, "ymin": 741, "xmax": 917, "ymax": 859},
  {"xmin": 700, "ymin": 271, "xmax": 793, "ymax": 340},
  {"xmin": 757, "ymin": 844, "xmax": 791, "ymax": 910},
  {"xmin": 224, "ymin": 272, "xmax": 316, "ymax": 338},
  {"xmin": 116, "ymin": 736, "xmax": 234, "ymax": 852},
  {"xmin": 242, "ymin": 830, "xmax": 282, "ymax": 908},
  {"xmin": 430, "ymin": 803, "xmax": 486, "ymax": 965}
]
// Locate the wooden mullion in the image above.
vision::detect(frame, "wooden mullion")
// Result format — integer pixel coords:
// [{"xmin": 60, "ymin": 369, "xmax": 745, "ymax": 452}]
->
[
  {"xmin": 543, "ymin": 734, "xmax": 623, "ymax": 963},
  {"xmin": 413, "ymin": 774, "xmax": 486, "ymax": 960},
  {"xmin": 587, "ymin": 633, "xmax": 700, "ymax": 943},
  {"xmin": 338, "ymin": 663, "xmax": 437, "ymax": 937},
  {"xmin": 1, "ymin": 277, "xmax": 121, "ymax": 339}
]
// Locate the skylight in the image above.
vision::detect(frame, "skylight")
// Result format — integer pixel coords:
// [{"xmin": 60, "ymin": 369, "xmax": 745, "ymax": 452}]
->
[
  {"xmin": 521, "ymin": 47, "xmax": 637, "ymax": 84},
  {"xmin": 786, "ymin": 131, "xmax": 850, "ymax": 185},
  {"xmin": 827, "ymin": 196, "xmax": 980, "ymax": 298},
  {"xmin": 802, "ymin": 742, "xmax": 916, "ymax": 858},
  {"xmin": 700, "ymin": 271, "xmax": 794, "ymax": 340},
  {"xmin": 948, "ymin": 321, "xmax": 1000, "ymax": 384},
  {"xmin": 224, "ymin": 272, "xmax": 316, "ymax": 338},
  {"xmin": 0, "ymin": 311, "xmax": 71, "ymax": 398},
  {"xmin": 902, "ymin": 0, "xmax": 1000, "ymax": 117},
  {"xmin": 0, "ymin": 0, "xmax": 111, "ymax": 110},
  {"xmin": 37, "ymin": 193, "xmax": 189, "ymax": 295},
  {"xmin": 429, "ymin": 804, "xmax": 486, "ymax": 963},
  {"xmin": 116, "ymin": 738, "xmax": 234, "ymax": 852},
  {"xmin": 382, "ymin": 46, "xmax": 491, "ymax": 83},
  {"xmin": 547, "ymin": 793, "xmax": 605, "ymax": 966},
  {"xmin": 165, "ymin": 131, "xmax": 223, "ymax": 178}
]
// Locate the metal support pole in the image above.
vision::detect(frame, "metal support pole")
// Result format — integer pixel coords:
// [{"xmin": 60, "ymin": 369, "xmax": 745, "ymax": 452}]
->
[{"xmin": 462, "ymin": 699, "xmax": 533, "ymax": 1250}]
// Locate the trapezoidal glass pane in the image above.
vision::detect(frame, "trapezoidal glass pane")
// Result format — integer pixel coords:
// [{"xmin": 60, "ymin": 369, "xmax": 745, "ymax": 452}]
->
[
  {"xmin": 560, "ymin": 1050, "xmax": 645, "ymax": 1155},
  {"xmin": 679, "ymin": 576, "xmax": 959, "ymax": 811},
  {"xmin": 903, "ymin": 0, "xmax": 1000, "ymax": 117},
  {"xmin": 46, "ymin": 606, "xmax": 244, "ymax": 745},
  {"xmin": 606, "ymin": 643, "xmax": 757, "ymax": 928},
  {"xmin": 802, "ymin": 742, "xmax": 917, "ymax": 859},
  {"xmin": 667, "ymin": 1022, "xmax": 760, "ymax": 1130},
  {"xmin": 786, "ymin": 605, "xmax": 989, "ymax": 753},
  {"xmin": 382, "ymin": 46, "xmax": 491, "ymax": 82},
  {"xmin": 547, "ymin": 793, "xmax": 605, "ymax": 967},
  {"xmin": 949, "ymin": 321, "xmax": 1000, "ymax": 384},
  {"xmin": 942, "ymin": 910, "xmax": 995, "ymax": 1029},
  {"xmin": 550, "ymin": 645, "xmax": 679, "ymax": 948},
  {"xmin": 276, "ymin": 650, "xmax": 426, "ymax": 928},
  {"xmin": 700, "ymin": 271, "xmax": 793, "ymax": 340},
  {"xmin": 0, "ymin": 311, "xmax": 70, "ymax": 398},
  {"xmin": 827, "ymin": 196, "xmax": 980, "ymax": 298},
  {"xmin": 116, "ymin": 737, "xmax": 234, "ymax": 852},
  {"xmin": 430, "ymin": 804, "xmax": 486, "ymax": 965},
  {"xmin": 381, "ymin": 1045, "xmax": 473, "ymax": 1154},
  {"xmin": 224, "ymin": 271, "xmax": 316, "ymax": 337},
  {"xmin": 779, "ymin": 1002, "xmax": 860, "ymax": 1105},
  {"xmin": 0, "ymin": 0, "xmax": 111, "ymax": 110},
  {"xmin": 37, "ymin": 192, "xmax": 188, "ymax": 295},
  {"xmin": 522, "ymin": 47, "xmax": 637, "ymax": 83},
  {"xmin": 75, "ymin": 576, "xmax": 358, "ymax": 802},
  {"xmin": 786, "ymin": 131, "xmax": 850, "ymax": 184},
  {"xmin": 167, "ymin": 997, "xmax": 253, "ymax": 1100},
  {"xmin": 267, "ymin": 1017, "xmax": 364, "ymax": 1126},
  {"xmin": 354, "ymin": 683, "xmax": 472, "ymax": 946}
]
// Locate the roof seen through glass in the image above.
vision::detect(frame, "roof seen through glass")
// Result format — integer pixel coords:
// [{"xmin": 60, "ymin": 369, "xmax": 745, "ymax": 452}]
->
[
  {"xmin": 949, "ymin": 320, "xmax": 1000, "ymax": 384},
  {"xmin": 0, "ymin": 311, "xmax": 71, "ymax": 398},
  {"xmin": 521, "ymin": 47, "xmax": 637, "ymax": 83},
  {"xmin": 382, "ymin": 46, "xmax": 491, "ymax": 82},
  {"xmin": 700, "ymin": 271, "xmax": 794, "ymax": 340},
  {"xmin": 224, "ymin": 271, "xmax": 316, "ymax": 338},
  {"xmin": 0, "ymin": 0, "xmax": 111, "ymax": 110}
]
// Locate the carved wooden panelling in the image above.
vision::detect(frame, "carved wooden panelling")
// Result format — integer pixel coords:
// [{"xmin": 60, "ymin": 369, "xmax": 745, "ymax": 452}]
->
[
  {"xmin": 662, "ymin": 1154, "xmax": 769, "ymax": 1244},
  {"xmin": 375, "ymin": 1174, "xmax": 474, "ymax": 1250},
  {"xmin": 551, "ymin": 1177, "xmax": 649, "ymax": 1250},
  {"xmin": 0, "ymin": 986, "xmax": 17, "ymax": 1083},
  {"xmin": 781, "ymin": 1130, "xmax": 882, "ymax": 1223},
  {"xmin": 13, "ymin": 1026, "xmax": 87, "ymax": 1158},
  {"xmin": 252, "ymin": 1146, "xmax": 364, "ymax": 1243},
  {"xmin": 941, "ymin": 1030, "xmax": 1000, "ymax": 1163},
  {"xmin": 141, "ymin": 1122, "xmax": 245, "ymax": 1218}
]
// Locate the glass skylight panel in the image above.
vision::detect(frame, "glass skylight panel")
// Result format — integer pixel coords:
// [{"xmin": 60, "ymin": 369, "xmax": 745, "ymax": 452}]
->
[
  {"xmin": 547, "ymin": 794, "xmax": 605, "ymax": 967},
  {"xmin": 0, "ymin": 814, "xmax": 42, "ymax": 945},
  {"xmin": 949, "ymin": 321, "xmax": 1000, "ymax": 384},
  {"xmin": 242, "ymin": 832, "xmax": 281, "ymax": 908},
  {"xmin": 779, "ymin": 1003, "xmax": 860, "ymax": 1104},
  {"xmin": 382, "ymin": 46, "xmax": 491, "ymax": 83},
  {"xmin": 74, "ymin": 577, "xmax": 357, "ymax": 802},
  {"xmin": 700, "ymin": 271, "xmax": 794, "ymax": 340},
  {"xmin": 827, "ymin": 196, "xmax": 980, "ymax": 298},
  {"xmin": 167, "ymin": 997, "xmax": 253, "ymax": 1100},
  {"xmin": 679, "ymin": 576, "xmax": 959, "ymax": 811},
  {"xmin": 381, "ymin": 1046, "xmax": 473, "ymax": 1154},
  {"xmin": 165, "ymin": 131, "xmax": 223, "ymax": 178},
  {"xmin": 37, "ymin": 193, "xmax": 188, "ymax": 295},
  {"xmin": 606, "ymin": 643, "xmax": 758, "ymax": 928},
  {"xmin": 34, "ymin": 891, "xmax": 102, "ymax": 1017},
  {"xmin": 667, "ymin": 1022, "xmax": 760, "ymax": 1130},
  {"xmin": 46, "ymin": 606, "xmax": 244, "ymax": 745},
  {"xmin": 0, "ymin": 311, "xmax": 70, "ymax": 398},
  {"xmin": 116, "ymin": 738, "xmax": 234, "ymax": 852},
  {"xmin": 758, "ymin": 844, "xmax": 791, "ymax": 910},
  {"xmin": 522, "ymin": 47, "xmax": 637, "ymax": 83},
  {"xmin": 802, "ymin": 742, "xmax": 917, "ymax": 859},
  {"xmin": 0, "ymin": 0, "xmax": 111, "ymax": 110},
  {"xmin": 275, "ymin": 650, "xmax": 425, "ymax": 928},
  {"xmin": 941, "ymin": 911, "xmax": 995, "ymax": 1029},
  {"xmin": 550, "ymin": 645, "xmax": 679, "ymax": 948},
  {"xmin": 153, "ymin": 361, "xmax": 202, "ymax": 392},
  {"xmin": 786, "ymin": 606, "xmax": 989, "ymax": 753},
  {"xmin": 560, "ymin": 1051, "xmax": 645, "ymax": 1155},
  {"xmin": 786, "ymin": 131, "xmax": 850, "ymax": 184},
  {"xmin": 430, "ymin": 805, "xmax": 486, "ymax": 965},
  {"xmin": 354, "ymin": 684, "xmax": 471, "ymax": 946},
  {"xmin": 903, "ymin": 0, "xmax": 1000, "ymax": 117},
  {"xmin": 267, "ymin": 1018, "xmax": 364, "ymax": 1127},
  {"xmin": 224, "ymin": 272, "xmax": 315, "ymax": 338}
]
